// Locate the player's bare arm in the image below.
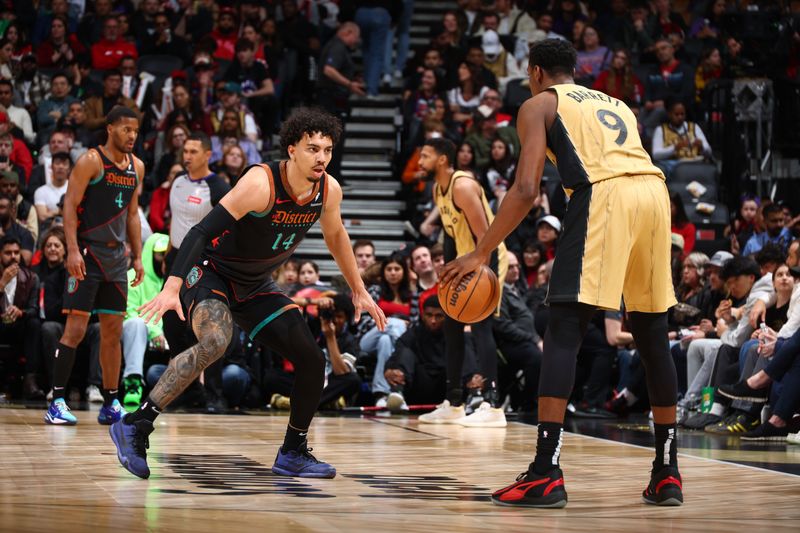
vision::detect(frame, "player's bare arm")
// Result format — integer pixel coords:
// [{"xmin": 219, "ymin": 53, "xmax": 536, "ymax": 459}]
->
[
  {"xmin": 127, "ymin": 156, "xmax": 146, "ymax": 287},
  {"xmin": 451, "ymin": 177, "xmax": 491, "ymax": 242},
  {"xmin": 319, "ymin": 175, "xmax": 386, "ymax": 331},
  {"xmin": 62, "ymin": 149, "xmax": 102, "ymax": 280},
  {"xmin": 138, "ymin": 165, "xmax": 272, "ymax": 324},
  {"xmin": 440, "ymin": 93, "xmax": 556, "ymax": 285}
]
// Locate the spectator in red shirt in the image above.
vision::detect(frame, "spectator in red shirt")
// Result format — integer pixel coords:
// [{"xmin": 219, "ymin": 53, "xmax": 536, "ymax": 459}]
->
[
  {"xmin": 0, "ymin": 116, "xmax": 33, "ymax": 181},
  {"xmin": 36, "ymin": 16, "xmax": 86, "ymax": 69},
  {"xmin": 210, "ymin": 8, "xmax": 239, "ymax": 61},
  {"xmin": 593, "ymin": 48, "xmax": 644, "ymax": 109},
  {"xmin": 670, "ymin": 192, "xmax": 696, "ymax": 257},
  {"xmin": 91, "ymin": 15, "xmax": 138, "ymax": 71}
]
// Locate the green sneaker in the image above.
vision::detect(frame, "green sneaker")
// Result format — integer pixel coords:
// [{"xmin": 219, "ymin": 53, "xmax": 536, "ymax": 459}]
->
[{"xmin": 123, "ymin": 375, "xmax": 143, "ymax": 411}]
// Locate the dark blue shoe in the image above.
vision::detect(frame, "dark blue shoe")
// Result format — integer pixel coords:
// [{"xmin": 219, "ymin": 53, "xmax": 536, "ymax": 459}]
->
[
  {"xmin": 98, "ymin": 399, "xmax": 124, "ymax": 425},
  {"xmin": 109, "ymin": 417, "xmax": 154, "ymax": 479},
  {"xmin": 272, "ymin": 445, "xmax": 336, "ymax": 478}
]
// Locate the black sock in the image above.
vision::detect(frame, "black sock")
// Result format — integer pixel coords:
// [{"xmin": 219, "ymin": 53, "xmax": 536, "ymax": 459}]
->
[
  {"xmin": 653, "ymin": 423, "xmax": 678, "ymax": 471},
  {"xmin": 447, "ymin": 388, "xmax": 463, "ymax": 407},
  {"xmin": 124, "ymin": 396, "xmax": 162, "ymax": 425},
  {"xmin": 101, "ymin": 388, "xmax": 118, "ymax": 407},
  {"xmin": 282, "ymin": 425, "xmax": 308, "ymax": 452},
  {"xmin": 52, "ymin": 343, "xmax": 77, "ymax": 401},
  {"xmin": 532, "ymin": 422, "xmax": 564, "ymax": 475}
]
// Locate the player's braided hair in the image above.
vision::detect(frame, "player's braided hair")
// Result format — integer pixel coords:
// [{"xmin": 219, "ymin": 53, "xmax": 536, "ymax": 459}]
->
[{"xmin": 279, "ymin": 106, "xmax": 343, "ymax": 155}]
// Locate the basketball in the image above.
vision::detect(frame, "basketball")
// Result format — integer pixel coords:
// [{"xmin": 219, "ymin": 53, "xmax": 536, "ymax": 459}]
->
[{"xmin": 438, "ymin": 264, "xmax": 500, "ymax": 324}]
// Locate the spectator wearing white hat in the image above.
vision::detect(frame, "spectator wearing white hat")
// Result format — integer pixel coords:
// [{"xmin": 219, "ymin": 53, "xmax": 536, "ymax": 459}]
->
[
  {"xmin": 480, "ymin": 30, "xmax": 523, "ymax": 97},
  {"xmin": 537, "ymin": 215, "xmax": 561, "ymax": 261}
]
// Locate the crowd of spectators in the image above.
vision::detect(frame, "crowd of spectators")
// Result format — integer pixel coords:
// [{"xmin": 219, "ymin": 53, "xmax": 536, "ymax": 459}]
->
[{"xmin": 0, "ymin": 0, "xmax": 798, "ymax": 440}]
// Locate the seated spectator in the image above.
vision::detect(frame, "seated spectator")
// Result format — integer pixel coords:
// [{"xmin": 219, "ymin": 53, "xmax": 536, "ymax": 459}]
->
[
  {"xmin": 77, "ymin": 0, "xmax": 114, "ymax": 45},
  {"xmin": 84, "ymin": 70, "xmax": 141, "ymax": 133},
  {"xmin": 0, "ymin": 80, "xmax": 35, "ymax": 145},
  {"xmin": 148, "ymin": 163, "xmax": 182, "ymax": 234},
  {"xmin": 401, "ymin": 119, "xmax": 446, "ymax": 207},
  {"xmin": 352, "ymin": 240, "xmax": 377, "ymax": 277},
  {"xmin": 742, "ymin": 203, "xmax": 793, "ymax": 257},
  {"xmin": 552, "ymin": 0, "xmax": 588, "ymax": 40},
  {"xmin": 384, "ymin": 297, "xmax": 448, "ymax": 408},
  {"xmin": 214, "ymin": 144, "xmax": 248, "ymax": 185},
  {"xmin": 570, "ymin": 307, "xmax": 623, "ymax": 418},
  {"xmin": 403, "ymin": 68, "xmax": 444, "ymax": 147},
  {"xmin": 27, "ymin": 130, "xmax": 81, "ymax": 200},
  {"xmin": 479, "ymin": 88, "xmax": 512, "ymax": 127},
  {"xmin": 536, "ymin": 215, "xmax": 560, "ymax": 261},
  {"xmin": 727, "ymin": 195, "xmax": 760, "ymax": 253},
  {"xmin": 456, "ymin": 141, "xmax": 478, "ymax": 175},
  {"xmin": 210, "ymin": 82, "xmax": 259, "ymax": 143},
  {"xmin": 163, "ymin": 82, "xmax": 212, "ymax": 137},
  {"xmin": 224, "ymin": 38, "xmax": 277, "ymax": 136},
  {"xmin": 670, "ymin": 193, "xmax": 697, "ymax": 256},
  {"xmin": 13, "ymin": 54, "xmax": 50, "ymax": 118},
  {"xmin": 492, "ymin": 251, "xmax": 542, "ymax": 412},
  {"xmin": 172, "ymin": 0, "xmax": 214, "ymax": 44},
  {"xmin": 274, "ymin": 257, "xmax": 300, "ymax": 292},
  {"xmin": 447, "ymin": 61, "xmax": 490, "ymax": 128},
  {"xmin": 535, "ymin": 10, "xmax": 567, "ymax": 41},
  {"xmin": 480, "ymin": 30, "xmax": 524, "ymax": 96},
  {"xmin": 0, "ymin": 196, "xmax": 34, "ymax": 265},
  {"xmin": 358, "ymin": 253, "xmax": 418, "ymax": 407},
  {"xmin": 210, "ymin": 110, "xmax": 260, "ymax": 166},
  {"xmin": 496, "ymin": 0, "xmax": 541, "ymax": 50},
  {"xmin": 464, "ymin": 105, "xmax": 520, "ymax": 169},
  {"xmin": 60, "ymin": 101, "xmax": 95, "ymax": 149},
  {"xmin": 695, "ymin": 47, "xmax": 723, "ymax": 103},
  {"xmin": 266, "ymin": 294, "xmax": 362, "ymax": 411},
  {"xmin": 722, "ymin": 36, "xmax": 753, "ymax": 79},
  {"xmin": 140, "ymin": 11, "xmax": 191, "ymax": 66},
  {"xmin": 481, "ymin": 136, "xmax": 516, "ymax": 208},
  {"xmin": 409, "ymin": 244, "xmax": 438, "ymax": 299},
  {"xmin": 71, "ymin": 55, "xmax": 103, "ymax": 100},
  {"xmin": 688, "ymin": 0, "xmax": 727, "ymax": 46},
  {"xmin": 0, "ymin": 131, "xmax": 29, "ymax": 189},
  {"xmin": 34, "ymin": 151, "xmax": 70, "ymax": 227},
  {"xmin": 652, "ymin": 100, "xmax": 712, "ymax": 176},
  {"xmin": 91, "ymin": 15, "xmax": 138, "ymax": 71},
  {"xmin": 575, "ymin": 25, "xmax": 610, "ymax": 86},
  {"xmin": 210, "ymin": 7, "xmax": 240, "ymax": 61},
  {"xmin": 592, "ymin": 48, "xmax": 644, "ymax": 108},
  {"xmin": 36, "ymin": 73, "xmax": 79, "ymax": 151},
  {"xmin": 152, "ymin": 124, "xmax": 188, "ymax": 190},
  {"xmin": 640, "ymin": 38, "xmax": 695, "ymax": 135},
  {"xmin": 4, "ymin": 21, "xmax": 32, "ymax": 63},
  {"xmin": 402, "ymin": 48, "xmax": 447, "ymax": 102},
  {"xmin": 118, "ymin": 56, "xmax": 155, "ymax": 115},
  {"xmin": 36, "ymin": 15, "xmax": 86, "ymax": 69},
  {"xmin": 0, "ymin": 171, "xmax": 37, "ymax": 243},
  {"xmin": 0, "ymin": 236, "xmax": 41, "ymax": 400},
  {"xmin": 0, "ymin": 37, "xmax": 13, "ymax": 79},
  {"xmin": 122, "ymin": 233, "xmax": 170, "ymax": 410}
]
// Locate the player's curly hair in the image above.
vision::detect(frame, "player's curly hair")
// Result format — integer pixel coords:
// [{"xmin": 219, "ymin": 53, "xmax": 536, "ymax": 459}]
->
[
  {"xmin": 279, "ymin": 106, "xmax": 343, "ymax": 155},
  {"xmin": 528, "ymin": 38, "xmax": 577, "ymax": 77}
]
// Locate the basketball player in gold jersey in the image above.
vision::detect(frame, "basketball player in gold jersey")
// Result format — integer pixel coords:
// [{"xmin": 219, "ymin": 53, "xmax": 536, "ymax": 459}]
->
[
  {"xmin": 417, "ymin": 138, "xmax": 508, "ymax": 427},
  {"xmin": 441, "ymin": 39, "xmax": 683, "ymax": 507}
]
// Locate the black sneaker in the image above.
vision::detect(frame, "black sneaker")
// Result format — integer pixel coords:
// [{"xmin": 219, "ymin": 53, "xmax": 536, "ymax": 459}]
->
[
  {"xmin": 704, "ymin": 411, "xmax": 759, "ymax": 435},
  {"xmin": 741, "ymin": 421, "xmax": 790, "ymax": 441},
  {"xmin": 491, "ymin": 468, "xmax": 568, "ymax": 508},
  {"xmin": 642, "ymin": 466, "xmax": 683, "ymax": 506},
  {"xmin": 718, "ymin": 380, "xmax": 769, "ymax": 403},
  {"xmin": 681, "ymin": 412, "xmax": 721, "ymax": 430}
]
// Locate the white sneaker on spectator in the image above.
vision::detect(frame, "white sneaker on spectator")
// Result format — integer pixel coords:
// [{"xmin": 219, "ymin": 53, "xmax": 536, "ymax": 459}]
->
[
  {"xmin": 46, "ymin": 389, "xmax": 53, "ymax": 402},
  {"xmin": 86, "ymin": 385, "xmax": 103, "ymax": 403},
  {"xmin": 386, "ymin": 392, "xmax": 408, "ymax": 413},
  {"xmin": 788, "ymin": 431, "xmax": 800, "ymax": 445},
  {"xmin": 375, "ymin": 395, "xmax": 388, "ymax": 409},
  {"xmin": 418, "ymin": 400, "xmax": 465, "ymax": 424},
  {"xmin": 457, "ymin": 402, "xmax": 507, "ymax": 428}
]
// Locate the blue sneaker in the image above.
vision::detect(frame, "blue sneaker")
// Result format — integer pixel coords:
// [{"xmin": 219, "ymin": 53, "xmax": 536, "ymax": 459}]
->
[
  {"xmin": 109, "ymin": 417, "xmax": 154, "ymax": 479},
  {"xmin": 44, "ymin": 398, "xmax": 78, "ymax": 425},
  {"xmin": 98, "ymin": 399, "xmax": 124, "ymax": 425},
  {"xmin": 271, "ymin": 445, "xmax": 336, "ymax": 478}
]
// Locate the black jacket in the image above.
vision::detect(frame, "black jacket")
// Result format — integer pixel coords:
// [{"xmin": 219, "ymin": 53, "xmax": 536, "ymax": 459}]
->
[{"xmin": 494, "ymin": 283, "xmax": 541, "ymax": 345}]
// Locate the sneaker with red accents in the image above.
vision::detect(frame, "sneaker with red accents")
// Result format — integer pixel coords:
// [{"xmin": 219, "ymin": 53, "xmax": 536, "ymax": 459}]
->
[
  {"xmin": 642, "ymin": 466, "xmax": 683, "ymax": 506},
  {"xmin": 491, "ymin": 468, "xmax": 567, "ymax": 508}
]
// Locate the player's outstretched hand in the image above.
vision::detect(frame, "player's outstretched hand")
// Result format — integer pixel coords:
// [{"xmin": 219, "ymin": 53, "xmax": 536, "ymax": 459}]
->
[
  {"xmin": 130, "ymin": 257, "xmax": 145, "ymax": 287},
  {"xmin": 138, "ymin": 278, "xmax": 184, "ymax": 324},
  {"xmin": 439, "ymin": 250, "xmax": 487, "ymax": 288},
  {"xmin": 66, "ymin": 249, "xmax": 86, "ymax": 281},
  {"xmin": 352, "ymin": 288, "xmax": 386, "ymax": 331}
]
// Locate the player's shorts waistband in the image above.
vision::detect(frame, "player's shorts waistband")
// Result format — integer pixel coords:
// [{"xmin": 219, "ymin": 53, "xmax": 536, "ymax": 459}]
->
[{"xmin": 80, "ymin": 240, "xmax": 124, "ymax": 249}]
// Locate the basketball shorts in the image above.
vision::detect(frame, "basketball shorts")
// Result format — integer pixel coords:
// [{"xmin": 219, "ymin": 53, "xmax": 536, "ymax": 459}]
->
[
  {"xmin": 180, "ymin": 261, "xmax": 301, "ymax": 341},
  {"xmin": 546, "ymin": 175, "xmax": 677, "ymax": 313},
  {"xmin": 63, "ymin": 242, "xmax": 129, "ymax": 316}
]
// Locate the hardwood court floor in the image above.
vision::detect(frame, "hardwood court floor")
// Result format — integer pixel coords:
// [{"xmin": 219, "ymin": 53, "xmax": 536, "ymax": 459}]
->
[{"xmin": 1, "ymin": 408, "xmax": 799, "ymax": 533}]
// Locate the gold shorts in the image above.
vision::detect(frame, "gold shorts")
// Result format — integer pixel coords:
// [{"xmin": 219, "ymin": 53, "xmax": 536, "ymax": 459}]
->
[{"xmin": 546, "ymin": 175, "xmax": 677, "ymax": 313}]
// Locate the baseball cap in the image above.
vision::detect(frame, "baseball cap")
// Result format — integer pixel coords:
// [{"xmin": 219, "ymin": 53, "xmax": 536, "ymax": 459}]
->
[
  {"xmin": 0, "ymin": 170, "xmax": 19, "ymax": 183},
  {"xmin": 223, "ymin": 81, "xmax": 242, "ymax": 95},
  {"xmin": 671, "ymin": 233, "xmax": 685, "ymax": 252},
  {"xmin": 481, "ymin": 30, "xmax": 502, "ymax": 57},
  {"xmin": 152, "ymin": 233, "xmax": 169, "ymax": 253},
  {"xmin": 707, "ymin": 250, "xmax": 733, "ymax": 268},
  {"xmin": 538, "ymin": 215, "xmax": 562, "ymax": 233}
]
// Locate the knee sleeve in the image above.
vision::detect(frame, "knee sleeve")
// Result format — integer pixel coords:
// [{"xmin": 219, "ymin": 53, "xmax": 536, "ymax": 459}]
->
[{"xmin": 629, "ymin": 311, "xmax": 677, "ymax": 407}]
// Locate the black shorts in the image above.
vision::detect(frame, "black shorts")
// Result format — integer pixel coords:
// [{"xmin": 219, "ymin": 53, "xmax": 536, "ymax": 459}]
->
[
  {"xmin": 180, "ymin": 261, "xmax": 301, "ymax": 341},
  {"xmin": 63, "ymin": 243, "xmax": 129, "ymax": 316}
]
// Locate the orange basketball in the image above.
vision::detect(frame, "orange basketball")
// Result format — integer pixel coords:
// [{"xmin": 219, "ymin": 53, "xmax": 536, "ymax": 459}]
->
[{"xmin": 438, "ymin": 264, "xmax": 500, "ymax": 324}]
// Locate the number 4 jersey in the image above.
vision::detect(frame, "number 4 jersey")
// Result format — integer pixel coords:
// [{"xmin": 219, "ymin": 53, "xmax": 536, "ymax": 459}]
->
[
  {"xmin": 545, "ymin": 84, "xmax": 664, "ymax": 192},
  {"xmin": 202, "ymin": 160, "xmax": 327, "ymax": 298}
]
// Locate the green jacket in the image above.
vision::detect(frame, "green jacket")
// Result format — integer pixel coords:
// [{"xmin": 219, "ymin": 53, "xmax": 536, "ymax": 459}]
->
[
  {"xmin": 126, "ymin": 233, "xmax": 169, "ymax": 340},
  {"xmin": 465, "ymin": 126, "xmax": 521, "ymax": 169}
]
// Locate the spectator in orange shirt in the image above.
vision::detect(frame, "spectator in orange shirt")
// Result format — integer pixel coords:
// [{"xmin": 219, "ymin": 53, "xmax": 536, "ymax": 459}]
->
[{"xmin": 91, "ymin": 15, "xmax": 138, "ymax": 71}]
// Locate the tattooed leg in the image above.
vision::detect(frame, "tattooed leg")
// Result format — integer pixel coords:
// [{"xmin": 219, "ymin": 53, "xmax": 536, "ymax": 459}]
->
[{"xmin": 149, "ymin": 299, "xmax": 233, "ymax": 408}]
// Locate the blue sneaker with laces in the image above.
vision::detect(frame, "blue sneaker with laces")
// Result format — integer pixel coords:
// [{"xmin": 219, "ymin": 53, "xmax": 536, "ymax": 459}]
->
[
  {"xmin": 109, "ymin": 417, "xmax": 154, "ymax": 479},
  {"xmin": 98, "ymin": 399, "xmax": 124, "ymax": 425},
  {"xmin": 44, "ymin": 398, "xmax": 78, "ymax": 425},
  {"xmin": 271, "ymin": 445, "xmax": 336, "ymax": 478}
]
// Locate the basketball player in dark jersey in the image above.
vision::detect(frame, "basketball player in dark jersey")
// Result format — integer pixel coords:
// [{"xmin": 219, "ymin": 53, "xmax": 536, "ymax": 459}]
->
[
  {"xmin": 442, "ymin": 40, "xmax": 683, "ymax": 507},
  {"xmin": 45, "ymin": 106, "xmax": 145, "ymax": 426},
  {"xmin": 110, "ymin": 107, "xmax": 386, "ymax": 480}
]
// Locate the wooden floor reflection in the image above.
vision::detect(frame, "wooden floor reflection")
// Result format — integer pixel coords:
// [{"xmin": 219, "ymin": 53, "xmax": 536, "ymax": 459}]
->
[{"xmin": 1, "ymin": 408, "xmax": 799, "ymax": 532}]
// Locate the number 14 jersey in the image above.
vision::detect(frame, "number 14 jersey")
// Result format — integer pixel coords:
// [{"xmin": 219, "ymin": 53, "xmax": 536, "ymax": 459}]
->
[
  {"xmin": 203, "ymin": 160, "xmax": 327, "ymax": 298},
  {"xmin": 545, "ymin": 84, "xmax": 664, "ymax": 192}
]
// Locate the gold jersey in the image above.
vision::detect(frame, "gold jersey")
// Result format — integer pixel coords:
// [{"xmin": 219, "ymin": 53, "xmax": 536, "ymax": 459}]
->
[
  {"xmin": 546, "ymin": 84, "xmax": 665, "ymax": 192},
  {"xmin": 434, "ymin": 171, "xmax": 508, "ymax": 283}
]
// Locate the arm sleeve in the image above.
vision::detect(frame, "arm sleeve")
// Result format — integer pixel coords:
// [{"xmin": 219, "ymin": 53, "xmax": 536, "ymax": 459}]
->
[{"xmin": 168, "ymin": 203, "xmax": 236, "ymax": 279}]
